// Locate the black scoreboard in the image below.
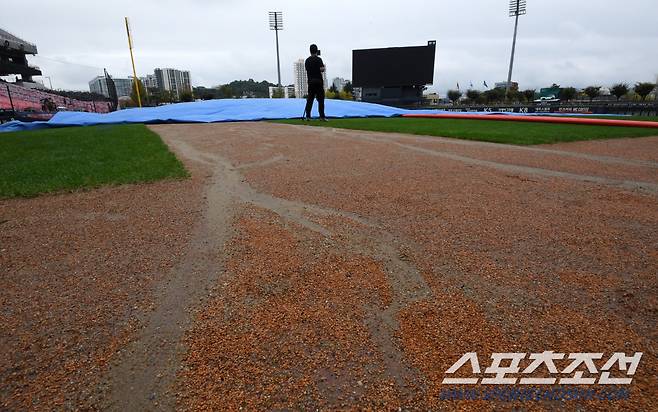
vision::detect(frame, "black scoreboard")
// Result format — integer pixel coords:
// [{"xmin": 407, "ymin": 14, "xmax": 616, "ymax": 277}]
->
[{"xmin": 352, "ymin": 41, "xmax": 436, "ymax": 88}]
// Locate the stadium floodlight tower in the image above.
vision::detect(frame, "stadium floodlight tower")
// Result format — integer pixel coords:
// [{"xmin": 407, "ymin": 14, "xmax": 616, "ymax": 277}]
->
[
  {"xmin": 505, "ymin": 0, "xmax": 526, "ymax": 98},
  {"xmin": 269, "ymin": 11, "xmax": 284, "ymax": 88}
]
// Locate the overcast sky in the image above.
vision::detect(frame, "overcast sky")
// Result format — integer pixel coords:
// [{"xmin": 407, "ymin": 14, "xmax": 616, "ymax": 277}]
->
[{"xmin": 5, "ymin": 0, "xmax": 658, "ymax": 94}]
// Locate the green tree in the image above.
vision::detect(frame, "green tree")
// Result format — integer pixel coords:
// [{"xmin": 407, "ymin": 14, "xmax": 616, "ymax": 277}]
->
[
  {"xmin": 226, "ymin": 79, "xmax": 274, "ymax": 98},
  {"xmin": 160, "ymin": 90, "xmax": 173, "ymax": 104},
  {"xmin": 634, "ymin": 82, "xmax": 655, "ymax": 101},
  {"xmin": 507, "ymin": 89, "xmax": 523, "ymax": 103},
  {"xmin": 130, "ymin": 78, "xmax": 147, "ymax": 106},
  {"xmin": 219, "ymin": 85, "xmax": 233, "ymax": 99},
  {"xmin": 339, "ymin": 90, "xmax": 353, "ymax": 100},
  {"xmin": 583, "ymin": 86, "xmax": 601, "ymax": 102},
  {"xmin": 271, "ymin": 87, "xmax": 284, "ymax": 98},
  {"xmin": 447, "ymin": 89, "xmax": 462, "ymax": 104},
  {"xmin": 522, "ymin": 89, "xmax": 536, "ymax": 102},
  {"xmin": 193, "ymin": 87, "xmax": 215, "ymax": 100},
  {"xmin": 148, "ymin": 90, "xmax": 161, "ymax": 105},
  {"xmin": 610, "ymin": 83, "xmax": 629, "ymax": 101},
  {"xmin": 151, "ymin": 89, "xmax": 175, "ymax": 105},
  {"xmin": 483, "ymin": 88, "xmax": 505, "ymax": 104},
  {"xmin": 329, "ymin": 84, "xmax": 339, "ymax": 94},
  {"xmin": 180, "ymin": 91, "xmax": 194, "ymax": 102},
  {"xmin": 195, "ymin": 80, "xmax": 280, "ymax": 99},
  {"xmin": 343, "ymin": 81, "xmax": 353, "ymax": 94},
  {"xmin": 559, "ymin": 87, "xmax": 577, "ymax": 102},
  {"xmin": 466, "ymin": 89, "xmax": 481, "ymax": 103}
]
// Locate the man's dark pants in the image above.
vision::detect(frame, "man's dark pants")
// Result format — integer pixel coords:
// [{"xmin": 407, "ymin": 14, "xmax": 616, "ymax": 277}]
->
[{"xmin": 305, "ymin": 79, "xmax": 325, "ymax": 118}]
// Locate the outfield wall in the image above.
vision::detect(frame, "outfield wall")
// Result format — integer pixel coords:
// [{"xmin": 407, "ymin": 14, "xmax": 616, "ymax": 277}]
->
[{"xmin": 430, "ymin": 103, "xmax": 658, "ymax": 116}]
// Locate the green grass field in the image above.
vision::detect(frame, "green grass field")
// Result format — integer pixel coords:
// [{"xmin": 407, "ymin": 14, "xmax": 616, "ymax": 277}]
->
[
  {"xmin": 275, "ymin": 117, "xmax": 658, "ymax": 145},
  {"xmin": 0, "ymin": 124, "xmax": 188, "ymax": 198}
]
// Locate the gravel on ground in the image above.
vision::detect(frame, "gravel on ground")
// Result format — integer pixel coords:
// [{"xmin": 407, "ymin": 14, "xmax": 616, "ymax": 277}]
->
[
  {"xmin": 1, "ymin": 166, "xmax": 205, "ymax": 410},
  {"xmin": 154, "ymin": 123, "xmax": 657, "ymax": 411},
  {"xmin": 2, "ymin": 122, "xmax": 656, "ymax": 410}
]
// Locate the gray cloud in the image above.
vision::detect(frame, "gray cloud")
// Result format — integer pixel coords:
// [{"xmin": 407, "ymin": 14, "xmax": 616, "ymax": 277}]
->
[{"xmin": 7, "ymin": 0, "xmax": 658, "ymax": 94}]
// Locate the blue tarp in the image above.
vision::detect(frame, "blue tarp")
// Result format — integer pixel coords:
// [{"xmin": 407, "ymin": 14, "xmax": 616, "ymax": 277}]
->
[
  {"xmin": 0, "ymin": 120, "xmax": 51, "ymax": 133},
  {"xmin": 0, "ymin": 98, "xmax": 627, "ymax": 133},
  {"xmin": 0, "ymin": 99, "xmax": 433, "ymax": 133}
]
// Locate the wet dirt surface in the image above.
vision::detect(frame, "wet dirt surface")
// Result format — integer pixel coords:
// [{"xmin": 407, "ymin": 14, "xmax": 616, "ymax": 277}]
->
[
  {"xmin": 1, "ymin": 176, "xmax": 204, "ymax": 410},
  {"xmin": 2, "ymin": 122, "xmax": 656, "ymax": 410}
]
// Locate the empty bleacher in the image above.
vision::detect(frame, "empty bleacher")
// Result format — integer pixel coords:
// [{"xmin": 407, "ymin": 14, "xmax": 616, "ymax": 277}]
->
[{"xmin": 0, "ymin": 82, "xmax": 111, "ymax": 114}]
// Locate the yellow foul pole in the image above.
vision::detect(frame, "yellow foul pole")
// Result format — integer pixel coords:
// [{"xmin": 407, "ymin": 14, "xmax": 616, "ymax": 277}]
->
[{"xmin": 125, "ymin": 17, "xmax": 142, "ymax": 107}]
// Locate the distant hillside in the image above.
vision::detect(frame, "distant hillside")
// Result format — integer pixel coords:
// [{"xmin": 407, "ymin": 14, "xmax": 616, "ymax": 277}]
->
[{"xmin": 194, "ymin": 79, "xmax": 277, "ymax": 99}]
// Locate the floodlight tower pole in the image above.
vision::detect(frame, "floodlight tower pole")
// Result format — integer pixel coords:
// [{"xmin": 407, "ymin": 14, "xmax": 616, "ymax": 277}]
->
[
  {"xmin": 269, "ymin": 12, "xmax": 283, "ymax": 88},
  {"xmin": 275, "ymin": 28, "xmax": 281, "ymax": 87},
  {"xmin": 506, "ymin": 0, "xmax": 526, "ymax": 99}
]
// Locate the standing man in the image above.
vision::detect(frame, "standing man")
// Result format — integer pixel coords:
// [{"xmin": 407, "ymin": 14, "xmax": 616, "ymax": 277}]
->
[{"xmin": 304, "ymin": 44, "xmax": 327, "ymax": 121}]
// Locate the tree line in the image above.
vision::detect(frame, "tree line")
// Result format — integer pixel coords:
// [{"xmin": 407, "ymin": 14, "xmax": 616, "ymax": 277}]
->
[
  {"xmin": 125, "ymin": 78, "xmax": 194, "ymax": 107},
  {"xmin": 126, "ymin": 78, "xmax": 359, "ymax": 105},
  {"xmin": 195, "ymin": 79, "xmax": 276, "ymax": 99},
  {"xmin": 270, "ymin": 81, "xmax": 355, "ymax": 100},
  {"xmin": 446, "ymin": 81, "xmax": 656, "ymax": 105},
  {"xmin": 325, "ymin": 81, "xmax": 354, "ymax": 100},
  {"xmin": 124, "ymin": 79, "xmax": 276, "ymax": 107}
]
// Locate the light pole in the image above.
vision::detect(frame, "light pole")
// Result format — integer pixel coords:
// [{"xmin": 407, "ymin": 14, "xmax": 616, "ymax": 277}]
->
[
  {"xmin": 506, "ymin": 0, "xmax": 526, "ymax": 99},
  {"xmin": 269, "ymin": 11, "xmax": 283, "ymax": 88}
]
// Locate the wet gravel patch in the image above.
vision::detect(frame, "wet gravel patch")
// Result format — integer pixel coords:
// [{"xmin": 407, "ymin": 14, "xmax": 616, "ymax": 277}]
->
[
  {"xmin": 400, "ymin": 137, "xmax": 658, "ymax": 184},
  {"xmin": 160, "ymin": 122, "xmax": 656, "ymax": 410},
  {"xmin": 178, "ymin": 207, "xmax": 402, "ymax": 410},
  {"xmin": 548, "ymin": 136, "xmax": 658, "ymax": 163},
  {"xmin": 1, "ymin": 175, "xmax": 204, "ymax": 409}
]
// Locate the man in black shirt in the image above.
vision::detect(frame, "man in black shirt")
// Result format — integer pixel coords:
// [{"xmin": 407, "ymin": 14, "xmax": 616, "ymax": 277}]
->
[{"xmin": 304, "ymin": 44, "xmax": 327, "ymax": 121}]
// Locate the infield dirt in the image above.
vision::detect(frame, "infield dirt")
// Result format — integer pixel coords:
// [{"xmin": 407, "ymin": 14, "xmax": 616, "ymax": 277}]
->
[{"xmin": 1, "ymin": 122, "xmax": 656, "ymax": 410}]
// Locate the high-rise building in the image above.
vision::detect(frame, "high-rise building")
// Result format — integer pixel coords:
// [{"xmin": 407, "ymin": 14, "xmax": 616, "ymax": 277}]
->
[
  {"xmin": 141, "ymin": 74, "xmax": 159, "ymax": 89},
  {"xmin": 114, "ymin": 78, "xmax": 133, "ymax": 98},
  {"xmin": 293, "ymin": 59, "xmax": 307, "ymax": 99},
  {"xmin": 88, "ymin": 76, "xmax": 108, "ymax": 97},
  {"xmin": 154, "ymin": 68, "xmax": 191, "ymax": 99},
  {"xmin": 294, "ymin": 59, "xmax": 328, "ymax": 98},
  {"xmin": 332, "ymin": 77, "xmax": 348, "ymax": 91},
  {"xmin": 90, "ymin": 69, "xmax": 191, "ymax": 100},
  {"xmin": 89, "ymin": 75, "xmax": 133, "ymax": 98}
]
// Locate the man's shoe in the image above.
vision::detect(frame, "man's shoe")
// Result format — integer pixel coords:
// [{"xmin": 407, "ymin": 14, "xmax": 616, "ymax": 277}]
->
[{"xmin": 320, "ymin": 117, "xmax": 329, "ymax": 122}]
